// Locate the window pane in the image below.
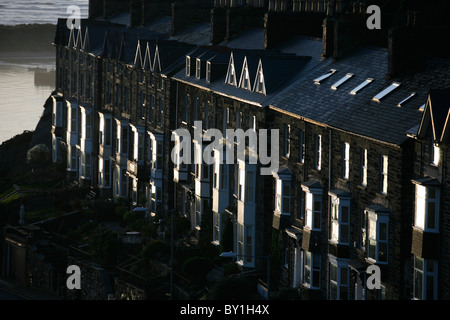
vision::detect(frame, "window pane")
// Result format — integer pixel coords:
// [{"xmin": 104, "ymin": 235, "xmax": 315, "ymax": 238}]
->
[
  {"xmin": 283, "ymin": 183, "xmax": 290, "ymax": 197},
  {"xmin": 313, "ymin": 210, "xmax": 321, "ymax": 229},
  {"xmin": 313, "ymin": 253, "xmax": 321, "ymax": 268},
  {"xmin": 426, "ymin": 260, "xmax": 435, "ymax": 273},
  {"xmin": 330, "ymin": 264, "xmax": 337, "ymax": 281},
  {"xmin": 341, "ymin": 206, "xmax": 349, "ymax": 223},
  {"xmin": 415, "ymin": 255, "xmax": 424, "ymax": 271},
  {"xmin": 426, "ymin": 275, "xmax": 435, "ymax": 300},
  {"xmin": 414, "ymin": 270, "xmax": 423, "ymax": 300},
  {"xmin": 427, "ymin": 202, "xmax": 436, "ymax": 229},
  {"xmin": 314, "ymin": 200, "xmax": 321, "ymax": 212},
  {"xmin": 378, "ymin": 242, "xmax": 388, "ymax": 262},
  {"xmin": 330, "ymin": 282, "xmax": 337, "ymax": 300},
  {"xmin": 312, "ymin": 270, "xmax": 320, "ymax": 288},
  {"xmin": 340, "ymin": 268, "xmax": 348, "ymax": 285},
  {"xmin": 369, "ymin": 240, "xmax": 376, "ymax": 259},
  {"xmin": 282, "ymin": 197, "xmax": 290, "ymax": 214},
  {"xmin": 379, "ymin": 222, "xmax": 387, "ymax": 241},
  {"xmin": 340, "ymin": 286, "xmax": 349, "ymax": 300},
  {"xmin": 340, "ymin": 224, "xmax": 349, "ymax": 243}
]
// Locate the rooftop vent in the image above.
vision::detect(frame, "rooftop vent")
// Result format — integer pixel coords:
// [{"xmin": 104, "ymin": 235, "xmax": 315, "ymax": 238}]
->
[
  {"xmin": 372, "ymin": 82, "xmax": 401, "ymax": 102},
  {"xmin": 331, "ymin": 73, "xmax": 353, "ymax": 90},
  {"xmin": 314, "ymin": 69, "xmax": 337, "ymax": 85},
  {"xmin": 397, "ymin": 92, "xmax": 416, "ymax": 107},
  {"xmin": 349, "ymin": 78, "xmax": 373, "ymax": 95}
]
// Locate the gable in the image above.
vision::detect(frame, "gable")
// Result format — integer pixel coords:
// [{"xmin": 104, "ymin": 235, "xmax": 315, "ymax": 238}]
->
[
  {"xmin": 225, "ymin": 53, "xmax": 237, "ymax": 86},
  {"xmin": 144, "ymin": 42, "xmax": 153, "ymax": 71},
  {"xmin": 153, "ymin": 45, "xmax": 161, "ymax": 73},
  {"xmin": 134, "ymin": 40, "xmax": 143, "ymax": 68},
  {"xmin": 253, "ymin": 59, "xmax": 266, "ymax": 95}
]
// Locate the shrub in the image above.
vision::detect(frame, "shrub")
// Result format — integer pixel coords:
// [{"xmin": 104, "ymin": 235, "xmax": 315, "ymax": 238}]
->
[
  {"xmin": 182, "ymin": 256, "xmax": 214, "ymax": 283},
  {"xmin": 141, "ymin": 240, "xmax": 169, "ymax": 260},
  {"xmin": 207, "ymin": 275, "xmax": 257, "ymax": 300}
]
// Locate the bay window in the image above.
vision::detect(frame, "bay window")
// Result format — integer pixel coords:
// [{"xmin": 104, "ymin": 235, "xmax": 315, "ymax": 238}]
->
[
  {"xmin": 275, "ymin": 178, "xmax": 291, "ymax": 215},
  {"xmin": 366, "ymin": 207, "xmax": 389, "ymax": 264},
  {"xmin": 414, "ymin": 184, "xmax": 440, "ymax": 232},
  {"xmin": 301, "ymin": 183, "xmax": 322, "ymax": 231},
  {"xmin": 329, "ymin": 191, "xmax": 350, "ymax": 245},
  {"xmin": 329, "ymin": 259, "xmax": 349, "ymax": 300},
  {"xmin": 303, "ymin": 251, "xmax": 320, "ymax": 289},
  {"xmin": 413, "ymin": 255, "xmax": 438, "ymax": 300}
]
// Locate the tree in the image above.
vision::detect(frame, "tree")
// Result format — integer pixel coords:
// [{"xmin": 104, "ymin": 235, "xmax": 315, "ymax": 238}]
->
[{"xmin": 90, "ymin": 226, "xmax": 122, "ymax": 266}]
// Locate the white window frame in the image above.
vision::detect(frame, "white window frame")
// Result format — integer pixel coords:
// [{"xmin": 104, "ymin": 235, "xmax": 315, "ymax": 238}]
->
[
  {"xmin": 195, "ymin": 58, "xmax": 201, "ymax": 79},
  {"xmin": 304, "ymin": 189, "xmax": 322, "ymax": 231},
  {"xmin": 329, "ymin": 259, "xmax": 349, "ymax": 300},
  {"xmin": 284, "ymin": 124, "xmax": 291, "ymax": 158},
  {"xmin": 185, "ymin": 56, "xmax": 191, "ymax": 76},
  {"xmin": 315, "ymin": 134, "xmax": 322, "ymax": 171},
  {"xmin": 380, "ymin": 155, "xmax": 388, "ymax": 194},
  {"xmin": 330, "ymin": 194, "xmax": 350, "ymax": 245},
  {"xmin": 360, "ymin": 148, "xmax": 367, "ymax": 187},
  {"xmin": 299, "ymin": 129, "xmax": 305, "ymax": 164},
  {"xmin": 343, "ymin": 142, "xmax": 350, "ymax": 180},
  {"xmin": 413, "ymin": 255, "xmax": 438, "ymax": 300},
  {"xmin": 414, "ymin": 184, "xmax": 440, "ymax": 232},
  {"xmin": 431, "ymin": 143, "xmax": 440, "ymax": 166},
  {"xmin": 303, "ymin": 251, "xmax": 320, "ymax": 289},
  {"xmin": 275, "ymin": 178, "xmax": 291, "ymax": 215},
  {"xmin": 367, "ymin": 210, "xmax": 389, "ymax": 264}
]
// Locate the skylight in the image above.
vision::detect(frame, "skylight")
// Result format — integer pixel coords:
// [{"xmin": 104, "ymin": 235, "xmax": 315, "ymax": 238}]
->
[
  {"xmin": 331, "ymin": 73, "xmax": 353, "ymax": 90},
  {"xmin": 418, "ymin": 104, "xmax": 425, "ymax": 112},
  {"xmin": 372, "ymin": 82, "xmax": 401, "ymax": 102},
  {"xmin": 314, "ymin": 69, "xmax": 337, "ymax": 85},
  {"xmin": 397, "ymin": 92, "xmax": 416, "ymax": 107},
  {"xmin": 349, "ymin": 78, "xmax": 373, "ymax": 95}
]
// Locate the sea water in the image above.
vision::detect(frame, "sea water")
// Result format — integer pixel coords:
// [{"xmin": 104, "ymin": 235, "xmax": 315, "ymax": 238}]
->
[{"xmin": 0, "ymin": 0, "xmax": 88, "ymax": 144}]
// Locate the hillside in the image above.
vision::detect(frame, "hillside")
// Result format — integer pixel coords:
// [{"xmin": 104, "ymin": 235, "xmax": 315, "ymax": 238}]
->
[{"xmin": 0, "ymin": 24, "xmax": 56, "ymax": 55}]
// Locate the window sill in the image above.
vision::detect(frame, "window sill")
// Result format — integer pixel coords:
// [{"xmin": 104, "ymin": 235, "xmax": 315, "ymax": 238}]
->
[
  {"xmin": 412, "ymin": 225, "xmax": 439, "ymax": 234},
  {"xmin": 365, "ymin": 257, "xmax": 388, "ymax": 265}
]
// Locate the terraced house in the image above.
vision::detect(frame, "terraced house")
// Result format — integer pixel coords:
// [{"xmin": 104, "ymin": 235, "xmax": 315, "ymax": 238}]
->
[{"xmin": 49, "ymin": 0, "xmax": 450, "ymax": 299}]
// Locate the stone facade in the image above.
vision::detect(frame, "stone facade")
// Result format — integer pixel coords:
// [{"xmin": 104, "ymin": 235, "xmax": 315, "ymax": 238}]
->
[{"xmin": 47, "ymin": 0, "xmax": 450, "ymax": 300}]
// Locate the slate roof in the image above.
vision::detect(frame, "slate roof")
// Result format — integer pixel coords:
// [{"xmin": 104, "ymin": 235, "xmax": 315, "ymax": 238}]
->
[
  {"xmin": 269, "ymin": 46, "xmax": 450, "ymax": 146},
  {"xmin": 219, "ymin": 28, "xmax": 265, "ymax": 50},
  {"xmin": 169, "ymin": 22, "xmax": 211, "ymax": 46},
  {"xmin": 173, "ymin": 47, "xmax": 313, "ymax": 106}
]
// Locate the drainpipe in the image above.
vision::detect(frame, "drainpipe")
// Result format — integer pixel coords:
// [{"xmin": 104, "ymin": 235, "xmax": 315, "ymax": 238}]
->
[{"xmin": 327, "ymin": 127, "xmax": 332, "ymax": 299}]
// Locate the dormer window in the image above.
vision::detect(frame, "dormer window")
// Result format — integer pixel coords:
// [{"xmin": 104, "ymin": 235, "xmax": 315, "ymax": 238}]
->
[
  {"xmin": 196, "ymin": 58, "xmax": 201, "ymax": 79},
  {"xmin": 372, "ymin": 82, "xmax": 400, "ymax": 102},
  {"xmin": 239, "ymin": 57, "xmax": 251, "ymax": 91},
  {"xmin": 206, "ymin": 62, "xmax": 211, "ymax": 83},
  {"xmin": 253, "ymin": 60, "xmax": 266, "ymax": 95},
  {"xmin": 186, "ymin": 56, "xmax": 191, "ymax": 76},
  {"xmin": 414, "ymin": 183, "xmax": 440, "ymax": 232},
  {"xmin": 241, "ymin": 67, "xmax": 250, "ymax": 90},
  {"xmin": 431, "ymin": 143, "xmax": 440, "ymax": 166},
  {"xmin": 225, "ymin": 53, "xmax": 236, "ymax": 86}
]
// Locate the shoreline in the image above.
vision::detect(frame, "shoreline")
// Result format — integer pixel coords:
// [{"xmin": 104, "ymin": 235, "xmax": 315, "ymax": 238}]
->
[{"xmin": 0, "ymin": 51, "xmax": 55, "ymax": 59}]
